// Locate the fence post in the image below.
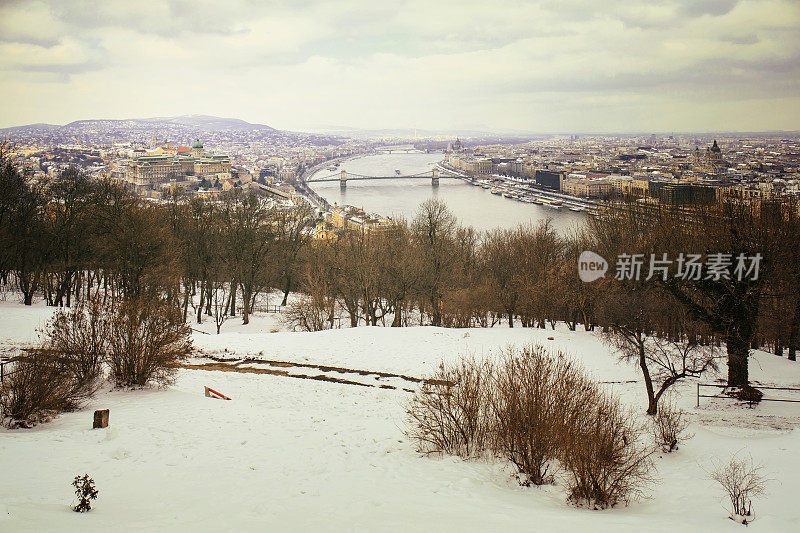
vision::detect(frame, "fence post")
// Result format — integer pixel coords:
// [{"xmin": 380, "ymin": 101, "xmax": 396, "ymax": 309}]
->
[{"xmin": 696, "ymin": 383, "xmax": 700, "ymax": 408}]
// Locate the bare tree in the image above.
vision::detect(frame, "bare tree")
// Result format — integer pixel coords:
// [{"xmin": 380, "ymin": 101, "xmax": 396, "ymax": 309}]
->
[
  {"xmin": 411, "ymin": 199, "xmax": 458, "ymax": 326},
  {"xmin": 221, "ymin": 192, "xmax": 276, "ymax": 325}
]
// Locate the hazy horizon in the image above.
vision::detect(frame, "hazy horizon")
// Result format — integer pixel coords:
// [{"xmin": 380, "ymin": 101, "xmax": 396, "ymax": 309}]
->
[
  {"xmin": 1, "ymin": 0, "xmax": 798, "ymax": 133},
  {"xmin": 4, "ymin": 113, "xmax": 800, "ymax": 137}
]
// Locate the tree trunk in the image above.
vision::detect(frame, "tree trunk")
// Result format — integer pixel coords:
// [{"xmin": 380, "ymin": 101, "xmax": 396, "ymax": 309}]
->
[
  {"xmin": 789, "ymin": 292, "xmax": 800, "ymax": 362},
  {"xmin": 196, "ymin": 279, "xmax": 205, "ymax": 324},
  {"xmin": 639, "ymin": 341, "xmax": 657, "ymax": 415},
  {"xmin": 391, "ymin": 301, "xmax": 402, "ymax": 327},
  {"xmin": 205, "ymin": 282, "xmax": 213, "ymax": 317},
  {"xmin": 241, "ymin": 285, "xmax": 251, "ymax": 325},
  {"xmin": 727, "ymin": 331, "xmax": 750, "ymax": 386},
  {"xmin": 281, "ymin": 276, "xmax": 291, "ymax": 307},
  {"xmin": 228, "ymin": 282, "xmax": 237, "ymax": 317}
]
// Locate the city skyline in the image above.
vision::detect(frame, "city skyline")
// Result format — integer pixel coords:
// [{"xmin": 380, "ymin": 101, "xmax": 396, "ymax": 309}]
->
[{"xmin": 0, "ymin": 0, "xmax": 799, "ymax": 133}]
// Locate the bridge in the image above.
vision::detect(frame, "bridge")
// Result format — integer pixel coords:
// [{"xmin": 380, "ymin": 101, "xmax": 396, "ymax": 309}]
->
[
  {"xmin": 303, "ymin": 167, "xmax": 463, "ymax": 187},
  {"xmin": 373, "ymin": 146, "xmax": 423, "ymax": 154}
]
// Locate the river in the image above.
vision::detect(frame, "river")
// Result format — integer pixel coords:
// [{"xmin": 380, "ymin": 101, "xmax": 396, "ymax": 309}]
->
[{"xmin": 307, "ymin": 152, "xmax": 587, "ymax": 234}]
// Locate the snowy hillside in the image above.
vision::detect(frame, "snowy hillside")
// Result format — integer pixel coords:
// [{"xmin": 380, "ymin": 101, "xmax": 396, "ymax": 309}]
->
[{"xmin": 1, "ymin": 301, "xmax": 800, "ymax": 531}]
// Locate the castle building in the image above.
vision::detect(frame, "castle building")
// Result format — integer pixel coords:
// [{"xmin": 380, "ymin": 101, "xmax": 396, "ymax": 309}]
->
[{"xmin": 123, "ymin": 138, "xmax": 231, "ymax": 193}]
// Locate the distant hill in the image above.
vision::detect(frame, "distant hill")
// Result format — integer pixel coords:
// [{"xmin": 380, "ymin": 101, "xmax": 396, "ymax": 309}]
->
[
  {"xmin": 64, "ymin": 114, "xmax": 276, "ymax": 132},
  {"xmin": 1, "ymin": 114, "xmax": 276, "ymax": 135},
  {"xmin": 149, "ymin": 115, "xmax": 276, "ymax": 131},
  {"xmin": 0, "ymin": 123, "xmax": 62, "ymax": 133}
]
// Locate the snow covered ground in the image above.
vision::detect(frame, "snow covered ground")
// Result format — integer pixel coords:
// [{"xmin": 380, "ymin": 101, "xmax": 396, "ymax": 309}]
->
[{"xmin": 1, "ymin": 300, "xmax": 800, "ymax": 531}]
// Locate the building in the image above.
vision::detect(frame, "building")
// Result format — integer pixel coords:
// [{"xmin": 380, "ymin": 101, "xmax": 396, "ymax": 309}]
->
[
  {"xmin": 649, "ymin": 181, "xmax": 717, "ymax": 204},
  {"xmin": 561, "ymin": 173, "xmax": 612, "ymax": 198},
  {"xmin": 610, "ymin": 175, "xmax": 650, "ymax": 197},
  {"xmin": 694, "ymin": 140, "xmax": 727, "ymax": 174},
  {"xmin": 534, "ymin": 169, "xmax": 561, "ymax": 190},
  {"xmin": 329, "ymin": 204, "xmax": 396, "ymax": 233},
  {"xmin": 122, "ymin": 138, "xmax": 231, "ymax": 194},
  {"xmin": 446, "ymin": 138, "xmax": 463, "ymax": 153}
]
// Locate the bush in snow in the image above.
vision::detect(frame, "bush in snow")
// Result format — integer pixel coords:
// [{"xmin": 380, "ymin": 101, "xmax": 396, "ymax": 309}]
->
[
  {"xmin": 107, "ymin": 296, "xmax": 192, "ymax": 387},
  {"xmin": 561, "ymin": 394, "xmax": 654, "ymax": 509},
  {"xmin": 0, "ymin": 353, "xmax": 85, "ymax": 428},
  {"xmin": 710, "ymin": 455, "xmax": 768, "ymax": 525},
  {"xmin": 406, "ymin": 346, "xmax": 655, "ymax": 507},
  {"xmin": 44, "ymin": 297, "xmax": 107, "ymax": 395},
  {"xmin": 651, "ymin": 396, "xmax": 691, "ymax": 453},
  {"xmin": 283, "ymin": 295, "xmax": 331, "ymax": 332},
  {"xmin": 405, "ymin": 357, "xmax": 493, "ymax": 458},
  {"xmin": 72, "ymin": 474, "xmax": 98, "ymax": 512},
  {"xmin": 490, "ymin": 346, "xmax": 593, "ymax": 486}
]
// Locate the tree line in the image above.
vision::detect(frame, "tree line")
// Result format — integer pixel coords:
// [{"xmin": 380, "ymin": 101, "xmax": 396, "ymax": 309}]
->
[{"xmin": 2, "ymin": 154, "xmax": 799, "ymax": 388}]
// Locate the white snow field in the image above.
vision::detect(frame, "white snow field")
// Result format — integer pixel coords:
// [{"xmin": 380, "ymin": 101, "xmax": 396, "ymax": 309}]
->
[{"xmin": 1, "ymin": 300, "xmax": 800, "ymax": 532}]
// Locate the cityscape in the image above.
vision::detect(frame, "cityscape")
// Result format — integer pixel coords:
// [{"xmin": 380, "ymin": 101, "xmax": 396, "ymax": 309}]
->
[
  {"xmin": 1, "ymin": 1, "xmax": 799, "ymax": 532},
  {"xmin": 4, "ymin": 116, "xmax": 798, "ymax": 233}
]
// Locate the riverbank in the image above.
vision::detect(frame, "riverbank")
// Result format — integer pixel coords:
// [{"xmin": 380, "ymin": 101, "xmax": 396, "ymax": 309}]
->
[{"xmin": 304, "ymin": 153, "xmax": 587, "ymax": 233}]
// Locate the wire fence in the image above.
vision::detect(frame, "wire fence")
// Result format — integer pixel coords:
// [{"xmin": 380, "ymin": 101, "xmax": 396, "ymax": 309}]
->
[
  {"xmin": 251, "ymin": 304, "xmax": 284, "ymax": 314},
  {"xmin": 0, "ymin": 356, "xmax": 19, "ymax": 386},
  {"xmin": 696, "ymin": 382, "xmax": 800, "ymax": 407}
]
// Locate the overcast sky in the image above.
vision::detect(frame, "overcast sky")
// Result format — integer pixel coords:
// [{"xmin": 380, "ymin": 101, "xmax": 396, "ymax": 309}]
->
[{"xmin": 0, "ymin": 0, "xmax": 798, "ymax": 133}]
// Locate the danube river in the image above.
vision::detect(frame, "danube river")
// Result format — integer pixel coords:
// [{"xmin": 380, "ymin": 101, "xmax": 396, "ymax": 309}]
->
[{"xmin": 307, "ymin": 152, "xmax": 587, "ymax": 234}]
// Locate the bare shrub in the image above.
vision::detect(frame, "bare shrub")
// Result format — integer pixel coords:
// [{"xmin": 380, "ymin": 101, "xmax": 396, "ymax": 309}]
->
[
  {"xmin": 491, "ymin": 346, "xmax": 589, "ymax": 486},
  {"xmin": 405, "ymin": 357, "xmax": 493, "ymax": 458},
  {"xmin": 652, "ymin": 396, "xmax": 691, "ymax": 452},
  {"xmin": 710, "ymin": 455, "xmax": 769, "ymax": 524},
  {"xmin": 107, "ymin": 297, "xmax": 192, "ymax": 387},
  {"xmin": 562, "ymin": 394, "xmax": 654, "ymax": 509},
  {"xmin": 44, "ymin": 297, "xmax": 108, "ymax": 394},
  {"xmin": 283, "ymin": 295, "xmax": 331, "ymax": 332},
  {"xmin": 0, "ymin": 354, "xmax": 85, "ymax": 428},
  {"xmin": 406, "ymin": 345, "xmax": 655, "ymax": 507}
]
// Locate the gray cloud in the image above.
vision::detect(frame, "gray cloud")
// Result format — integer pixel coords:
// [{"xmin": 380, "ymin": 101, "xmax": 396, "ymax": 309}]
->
[
  {"xmin": 0, "ymin": 0, "xmax": 797, "ymax": 131},
  {"xmin": 721, "ymin": 33, "xmax": 760, "ymax": 44},
  {"xmin": 679, "ymin": 0, "xmax": 741, "ymax": 17}
]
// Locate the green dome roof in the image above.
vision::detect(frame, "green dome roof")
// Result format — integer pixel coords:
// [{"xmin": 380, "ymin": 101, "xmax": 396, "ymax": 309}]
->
[{"xmin": 191, "ymin": 139, "xmax": 203, "ymax": 149}]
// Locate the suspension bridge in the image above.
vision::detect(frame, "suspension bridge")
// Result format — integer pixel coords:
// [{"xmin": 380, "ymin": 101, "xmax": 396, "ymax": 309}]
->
[{"xmin": 303, "ymin": 167, "xmax": 464, "ymax": 187}]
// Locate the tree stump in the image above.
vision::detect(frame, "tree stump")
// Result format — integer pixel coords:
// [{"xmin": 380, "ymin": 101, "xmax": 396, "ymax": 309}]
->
[{"xmin": 93, "ymin": 409, "xmax": 109, "ymax": 429}]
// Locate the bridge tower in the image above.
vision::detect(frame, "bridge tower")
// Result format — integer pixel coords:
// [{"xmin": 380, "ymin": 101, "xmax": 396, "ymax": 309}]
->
[
  {"xmin": 431, "ymin": 167, "xmax": 439, "ymax": 186},
  {"xmin": 340, "ymin": 170, "xmax": 347, "ymax": 188}
]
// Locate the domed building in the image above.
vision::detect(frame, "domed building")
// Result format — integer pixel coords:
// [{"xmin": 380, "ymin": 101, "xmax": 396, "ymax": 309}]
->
[
  {"xmin": 693, "ymin": 139, "xmax": 726, "ymax": 175},
  {"xmin": 124, "ymin": 137, "xmax": 231, "ymax": 194},
  {"xmin": 447, "ymin": 137, "xmax": 463, "ymax": 153},
  {"xmin": 191, "ymin": 138, "xmax": 204, "ymax": 158}
]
